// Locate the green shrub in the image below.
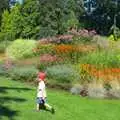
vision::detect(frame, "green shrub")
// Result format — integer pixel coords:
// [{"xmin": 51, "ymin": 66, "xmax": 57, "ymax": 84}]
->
[
  {"xmin": 81, "ymin": 50, "xmax": 120, "ymax": 68},
  {"xmin": 36, "ymin": 63, "xmax": 46, "ymax": 71},
  {"xmin": 46, "ymin": 65, "xmax": 80, "ymax": 84},
  {"xmin": 0, "ymin": 6, "xmax": 22, "ymax": 41},
  {"xmin": 34, "ymin": 43, "xmax": 55, "ymax": 56},
  {"xmin": 0, "ymin": 0, "xmax": 9, "ymax": 25},
  {"xmin": 0, "ymin": 41, "xmax": 11, "ymax": 53},
  {"xmin": 72, "ymin": 36, "xmax": 93, "ymax": 44},
  {"xmin": 0, "ymin": 64, "xmax": 7, "ymax": 76},
  {"xmin": 8, "ymin": 66, "xmax": 38, "ymax": 82},
  {"xmin": 0, "ymin": 31, "xmax": 16, "ymax": 42},
  {"xmin": 63, "ymin": 11, "xmax": 79, "ymax": 31},
  {"xmin": 108, "ymin": 35, "xmax": 115, "ymax": 41},
  {"xmin": 0, "ymin": 0, "xmax": 83, "ymax": 40},
  {"xmin": 36, "ymin": 27, "xmax": 57, "ymax": 39},
  {"xmin": 6, "ymin": 39, "xmax": 36, "ymax": 60},
  {"xmin": 108, "ymin": 34, "xmax": 120, "ymax": 41}
]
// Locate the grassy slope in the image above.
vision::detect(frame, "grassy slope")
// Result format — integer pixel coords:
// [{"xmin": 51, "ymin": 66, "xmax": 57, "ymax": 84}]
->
[{"xmin": 0, "ymin": 77, "xmax": 120, "ymax": 120}]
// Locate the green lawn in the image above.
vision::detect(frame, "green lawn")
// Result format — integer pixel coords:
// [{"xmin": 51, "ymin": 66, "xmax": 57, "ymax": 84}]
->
[{"xmin": 0, "ymin": 77, "xmax": 120, "ymax": 120}]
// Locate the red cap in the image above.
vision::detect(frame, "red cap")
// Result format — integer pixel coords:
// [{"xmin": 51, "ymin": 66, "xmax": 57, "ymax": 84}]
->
[{"xmin": 38, "ymin": 72, "xmax": 46, "ymax": 81}]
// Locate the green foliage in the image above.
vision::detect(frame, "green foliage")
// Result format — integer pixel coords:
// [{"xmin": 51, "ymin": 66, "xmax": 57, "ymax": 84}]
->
[
  {"xmin": 108, "ymin": 35, "xmax": 115, "ymax": 41},
  {"xmin": 108, "ymin": 34, "xmax": 120, "ymax": 41},
  {"xmin": 0, "ymin": 64, "xmax": 7, "ymax": 76},
  {"xmin": 0, "ymin": 32, "xmax": 16, "ymax": 42},
  {"xmin": 110, "ymin": 25, "xmax": 120, "ymax": 41},
  {"xmin": 36, "ymin": 63, "xmax": 46, "ymax": 71},
  {"xmin": 0, "ymin": 0, "xmax": 84, "ymax": 40},
  {"xmin": 34, "ymin": 43, "xmax": 55, "ymax": 56},
  {"xmin": 85, "ymin": 0, "xmax": 120, "ymax": 35},
  {"xmin": 81, "ymin": 50, "xmax": 120, "ymax": 68},
  {"xmin": 6, "ymin": 39, "xmax": 36, "ymax": 60},
  {"xmin": 0, "ymin": 5, "xmax": 22, "ymax": 41},
  {"xmin": 19, "ymin": 0, "xmax": 41, "ymax": 39},
  {"xmin": 46, "ymin": 65, "xmax": 80, "ymax": 83},
  {"xmin": 36, "ymin": 27, "xmax": 57, "ymax": 39},
  {"xmin": 0, "ymin": 0, "xmax": 9, "ymax": 26},
  {"xmin": 72, "ymin": 36, "xmax": 93, "ymax": 44},
  {"xmin": 0, "ymin": 1, "xmax": 42, "ymax": 40},
  {"xmin": 8, "ymin": 66, "xmax": 38, "ymax": 82},
  {"xmin": 63, "ymin": 11, "xmax": 79, "ymax": 30},
  {"xmin": 0, "ymin": 41, "xmax": 11, "ymax": 53}
]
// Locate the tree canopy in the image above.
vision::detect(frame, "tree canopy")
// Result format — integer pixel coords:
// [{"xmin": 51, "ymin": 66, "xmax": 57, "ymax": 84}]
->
[
  {"xmin": 0, "ymin": 0, "xmax": 85, "ymax": 40},
  {"xmin": 0, "ymin": 0, "xmax": 9, "ymax": 27},
  {"xmin": 85, "ymin": 0, "xmax": 120, "ymax": 35}
]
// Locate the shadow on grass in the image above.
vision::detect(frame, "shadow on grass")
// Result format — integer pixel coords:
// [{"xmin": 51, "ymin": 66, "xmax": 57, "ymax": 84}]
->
[
  {"xmin": 0, "ymin": 86, "xmax": 31, "ymax": 120},
  {"xmin": 0, "ymin": 86, "xmax": 32, "ymax": 94},
  {"xmin": 0, "ymin": 96, "xmax": 27, "ymax": 104},
  {"xmin": 0, "ymin": 105, "xmax": 18, "ymax": 120}
]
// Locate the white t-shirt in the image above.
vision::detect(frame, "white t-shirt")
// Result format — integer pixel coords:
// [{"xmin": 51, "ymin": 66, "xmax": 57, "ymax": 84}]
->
[{"xmin": 37, "ymin": 80, "xmax": 47, "ymax": 98}]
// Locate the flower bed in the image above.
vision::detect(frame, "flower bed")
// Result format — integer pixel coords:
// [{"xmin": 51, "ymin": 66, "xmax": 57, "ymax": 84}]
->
[{"xmin": 81, "ymin": 64, "xmax": 120, "ymax": 82}]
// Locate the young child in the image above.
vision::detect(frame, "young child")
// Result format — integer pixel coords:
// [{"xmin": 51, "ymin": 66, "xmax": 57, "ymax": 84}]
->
[{"xmin": 36, "ymin": 71, "xmax": 55, "ymax": 113}]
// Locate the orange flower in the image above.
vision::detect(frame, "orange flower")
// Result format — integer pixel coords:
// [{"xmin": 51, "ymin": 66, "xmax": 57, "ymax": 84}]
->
[
  {"xmin": 54, "ymin": 44, "xmax": 96, "ymax": 55},
  {"xmin": 54, "ymin": 45, "xmax": 74, "ymax": 54},
  {"xmin": 81, "ymin": 64, "xmax": 120, "ymax": 82}
]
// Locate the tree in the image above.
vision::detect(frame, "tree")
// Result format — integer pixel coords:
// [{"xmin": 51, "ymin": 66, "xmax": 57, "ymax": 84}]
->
[
  {"xmin": 0, "ymin": 0, "xmax": 9, "ymax": 27},
  {"xmin": 63, "ymin": 11, "xmax": 79, "ymax": 30},
  {"xmin": 85, "ymin": 0, "xmax": 120, "ymax": 35},
  {"xmin": 0, "ymin": 5, "xmax": 22, "ymax": 41},
  {"xmin": 0, "ymin": 0, "xmax": 85, "ymax": 40}
]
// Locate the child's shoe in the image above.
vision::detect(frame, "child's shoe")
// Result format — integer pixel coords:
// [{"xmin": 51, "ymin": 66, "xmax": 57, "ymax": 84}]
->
[{"xmin": 51, "ymin": 107, "xmax": 55, "ymax": 114}]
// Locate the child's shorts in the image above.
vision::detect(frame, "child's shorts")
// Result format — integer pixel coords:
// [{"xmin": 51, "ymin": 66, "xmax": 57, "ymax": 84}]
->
[{"xmin": 36, "ymin": 97, "xmax": 47, "ymax": 104}]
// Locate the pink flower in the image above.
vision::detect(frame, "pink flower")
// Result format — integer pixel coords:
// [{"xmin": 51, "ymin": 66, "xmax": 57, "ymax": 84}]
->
[{"xmin": 40, "ymin": 54, "xmax": 60, "ymax": 63}]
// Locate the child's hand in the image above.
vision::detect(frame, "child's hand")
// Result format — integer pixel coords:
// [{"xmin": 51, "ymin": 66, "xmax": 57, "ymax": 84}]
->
[{"xmin": 42, "ymin": 97, "xmax": 45, "ymax": 100}]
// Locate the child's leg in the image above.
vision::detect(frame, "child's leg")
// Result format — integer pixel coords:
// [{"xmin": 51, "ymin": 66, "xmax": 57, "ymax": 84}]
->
[
  {"xmin": 36, "ymin": 103, "xmax": 40, "ymax": 111},
  {"xmin": 44, "ymin": 103, "xmax": 55, "ymax": 113},
  {"xmin": 43, "ymin": 98, "xmax": 55, "ymax": 113},
  {"xmin": 44, "ymin": 103, "xmax": 52, "ymax": 110}
]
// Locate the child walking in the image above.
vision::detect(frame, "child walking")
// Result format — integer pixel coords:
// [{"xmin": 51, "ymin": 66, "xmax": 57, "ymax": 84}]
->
[{"xmin": 36, "ymin": 71, "xmax": 55, "ymax": 113}]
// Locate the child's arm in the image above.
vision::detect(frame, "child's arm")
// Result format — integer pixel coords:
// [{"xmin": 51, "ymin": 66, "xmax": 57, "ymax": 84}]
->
[
  {"xmin": 41, "ymin": 89, "xmax": 45, "ymax": 100},
  {"xmin": 41, "ymin": 85, "xmax": 46, "ymax": 100}
]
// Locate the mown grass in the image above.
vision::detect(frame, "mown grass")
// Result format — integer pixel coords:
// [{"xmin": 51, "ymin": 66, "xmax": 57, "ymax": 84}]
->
[{"xmin": 0, "ymin": 77, "xmax": 120, "ymax": 120}]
